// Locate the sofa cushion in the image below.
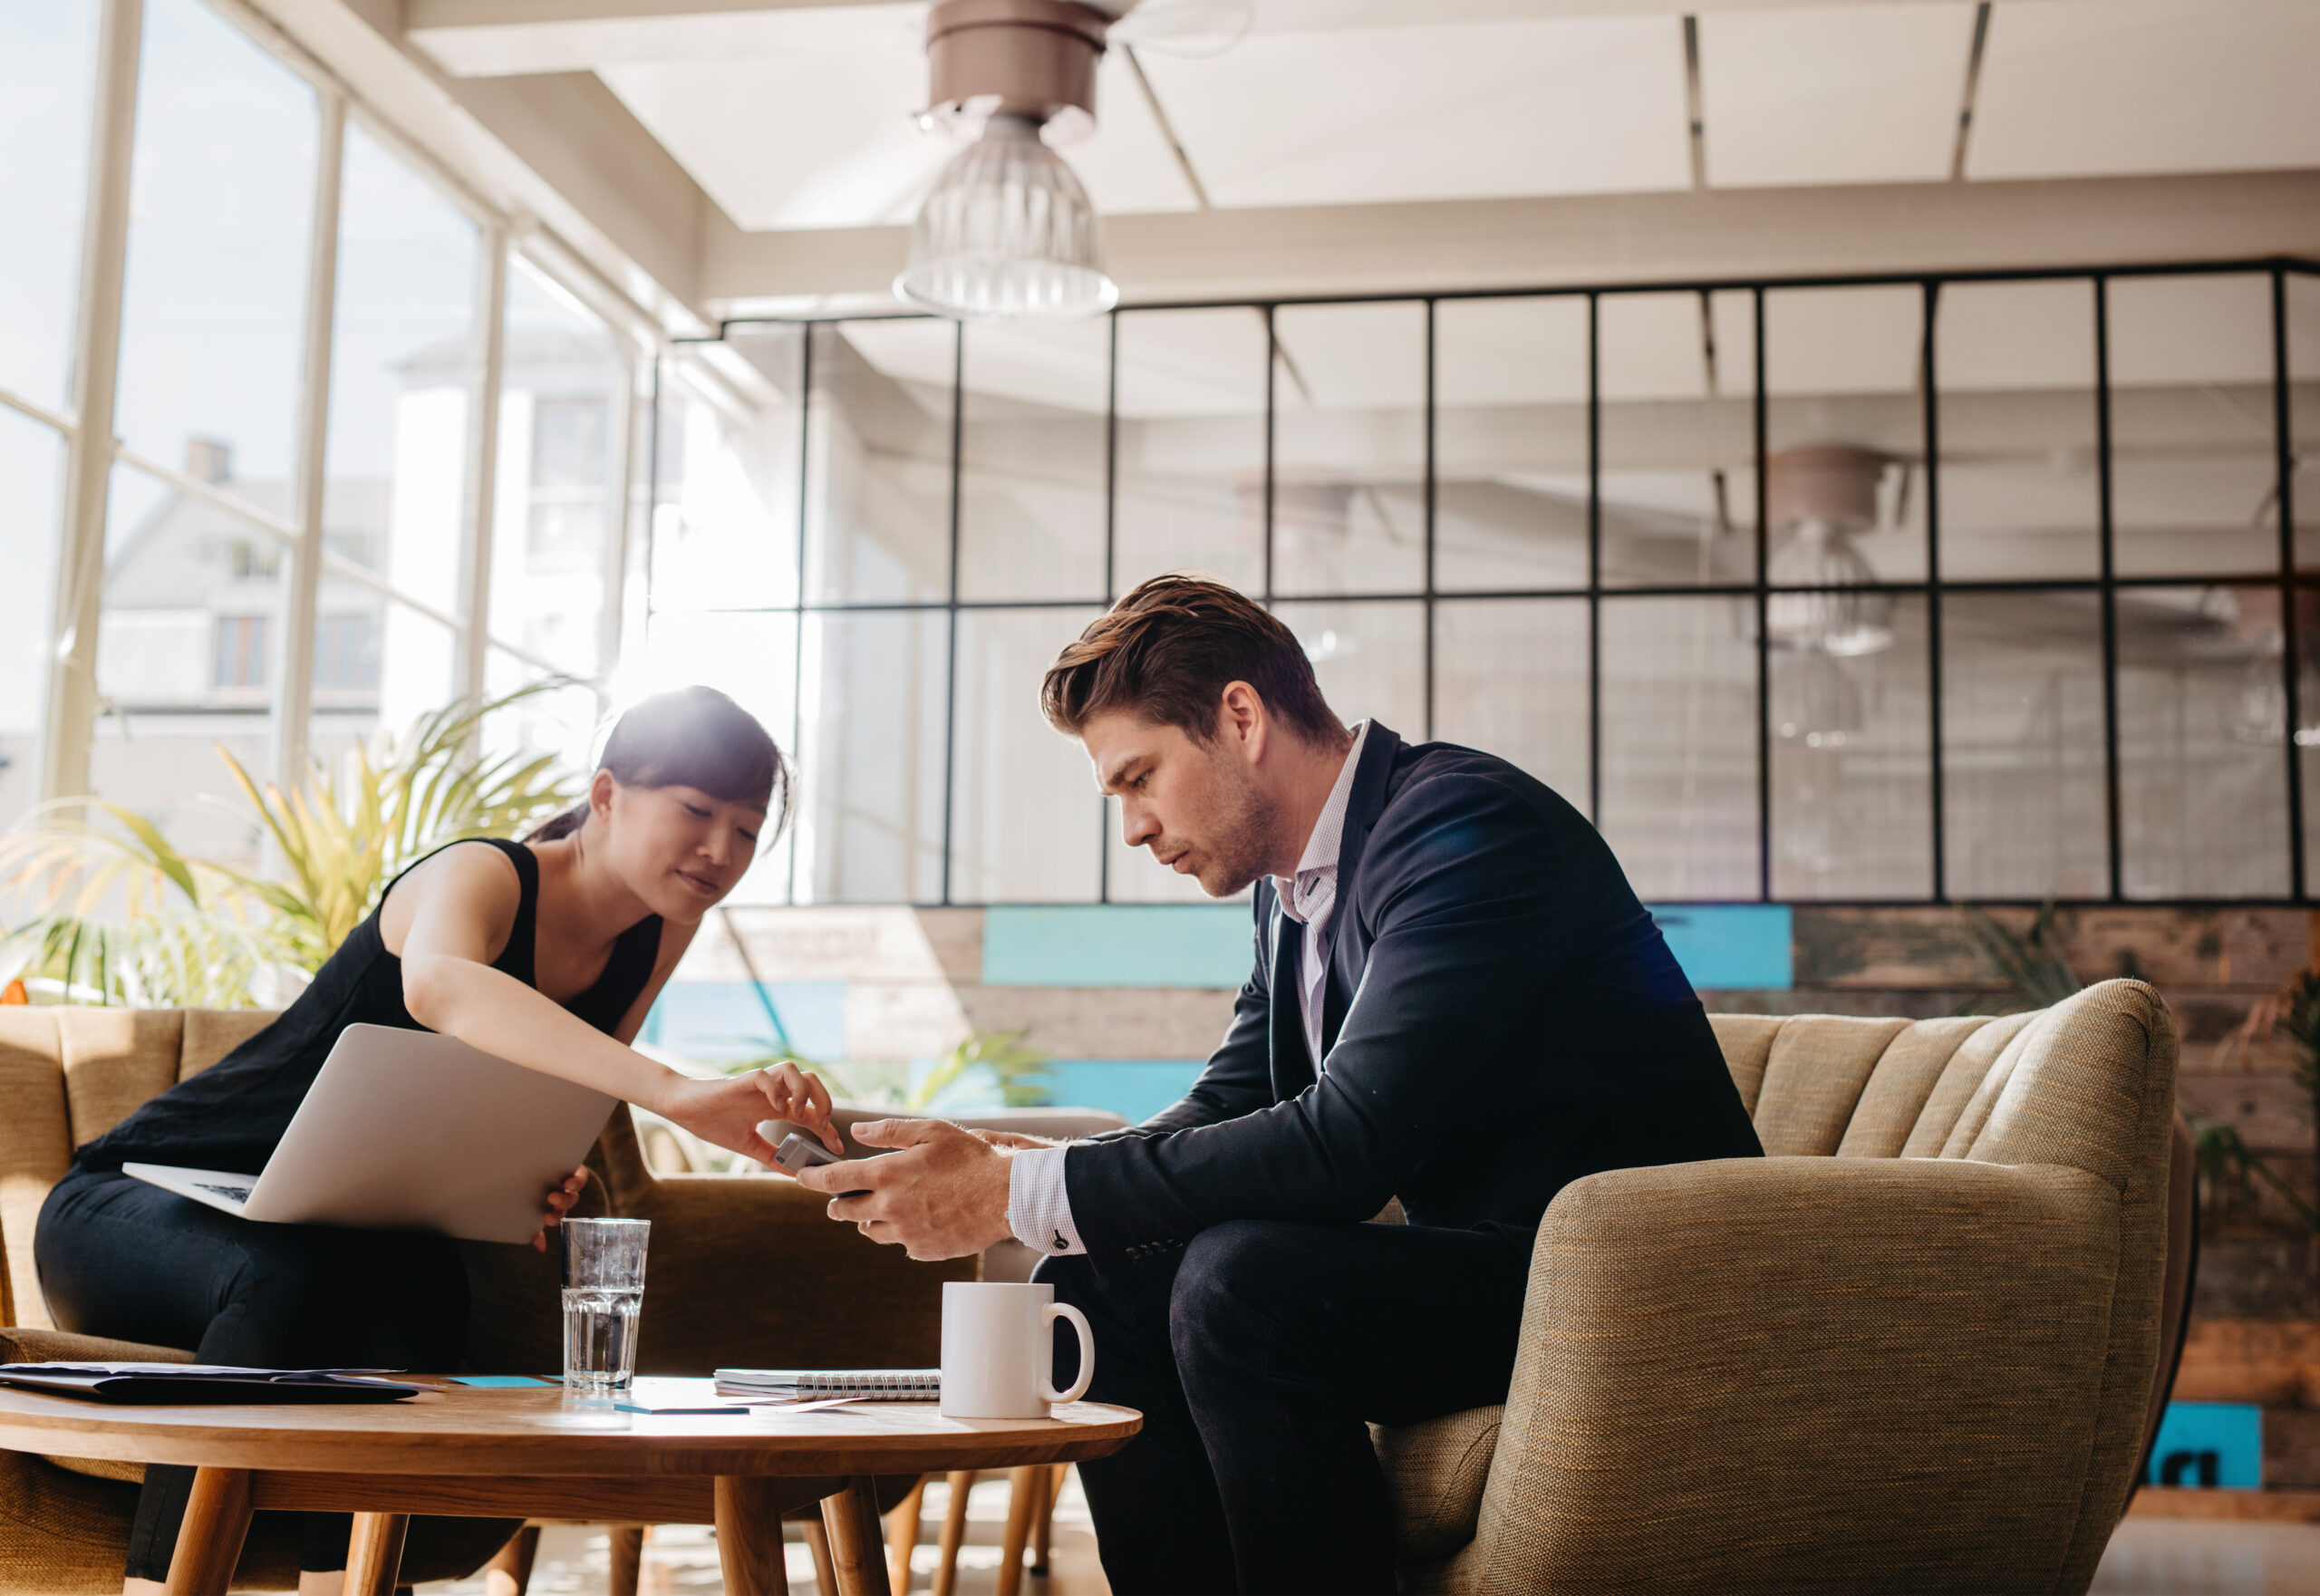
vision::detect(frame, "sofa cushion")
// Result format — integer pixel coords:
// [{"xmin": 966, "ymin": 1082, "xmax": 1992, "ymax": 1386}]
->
[{"xmin": 1372, "ymin": 1405, "xmax": 1503, "ymax": 1562}]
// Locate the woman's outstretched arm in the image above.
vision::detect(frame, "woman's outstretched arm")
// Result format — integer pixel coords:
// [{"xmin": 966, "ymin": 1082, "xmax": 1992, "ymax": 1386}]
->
[{"xmin": 386, "ymin": 842, "xmax": 836, "ymax": 1162}]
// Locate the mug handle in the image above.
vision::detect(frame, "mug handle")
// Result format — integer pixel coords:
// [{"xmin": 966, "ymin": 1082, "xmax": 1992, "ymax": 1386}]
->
[{"xmin": 1039, "ymin": 1302, "xmax": 1095, "ymax": 1406}]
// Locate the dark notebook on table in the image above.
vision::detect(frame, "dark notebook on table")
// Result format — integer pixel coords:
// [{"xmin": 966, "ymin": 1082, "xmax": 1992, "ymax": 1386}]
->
[{"xmin": 0, "ymin": 1362, "xmax": 420, "ymax": 1404}]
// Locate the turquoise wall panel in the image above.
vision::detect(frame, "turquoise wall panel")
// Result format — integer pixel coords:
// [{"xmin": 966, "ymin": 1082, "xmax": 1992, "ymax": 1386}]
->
[
  {"xmin": 1648, "ymin": 904, "xmax": 1793, "ymax": 991},
  {"xmin": 2143, "ymin": 1403, "xmax": 2263, "ymax": 1488},
  {"xmin": 1045, "ymin": 1059, "xmax": 1207, "ymax": 1125}
]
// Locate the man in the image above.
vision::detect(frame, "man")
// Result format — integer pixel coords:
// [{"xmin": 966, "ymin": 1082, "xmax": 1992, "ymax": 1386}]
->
[{"xmin": 796, "ymin": 573, "xmax": 1762, "ymax": 1594}]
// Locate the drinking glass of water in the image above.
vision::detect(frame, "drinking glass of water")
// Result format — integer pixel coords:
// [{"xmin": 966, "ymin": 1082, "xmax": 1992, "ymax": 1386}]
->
[{"xmin": 562, "ymin": 1217, "xmax": 648, "ymax": 1397}]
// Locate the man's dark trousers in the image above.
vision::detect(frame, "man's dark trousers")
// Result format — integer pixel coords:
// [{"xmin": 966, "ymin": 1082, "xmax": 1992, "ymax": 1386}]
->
[{"xmin": 1038, "ymin": 1217, "xmax": 1530, "ymax": 1596}]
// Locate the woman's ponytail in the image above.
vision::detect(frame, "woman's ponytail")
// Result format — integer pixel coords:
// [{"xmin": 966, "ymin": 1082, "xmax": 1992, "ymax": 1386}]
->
[{"xmin": 523, "ymin": 802, "xmax": 591, "ymax": 843}]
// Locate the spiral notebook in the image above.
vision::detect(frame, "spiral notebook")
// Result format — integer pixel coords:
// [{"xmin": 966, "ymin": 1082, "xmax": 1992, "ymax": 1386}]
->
[{"xmin": 714, "ymin": 1368, "xmax": 940, "ymax": 1401}]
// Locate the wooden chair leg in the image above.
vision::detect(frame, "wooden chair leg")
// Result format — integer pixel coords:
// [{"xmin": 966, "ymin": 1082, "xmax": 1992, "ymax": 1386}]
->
[
  {"xmin": 820, "ymin": 1476, "xmax": 894, "ymax": 1596},
  {"xmin": 803, "ymin": 1517, "xmax": 839, "ymax": 1596},
  {"xmin": 345, "ymin": 1514, "xmax": 411, "ymax": 1596},
  {"xmin": 884, "ymin": 1476, "xmax": 926, "ymax": 1592},
  {"xmin": 931, "ymin": 1472, "xmax": 972, "ymax": 1596},
  {"xmin": 1030, "ymin": 1464, "xmax": 1063, "ymax": 1577},
  {"xmin": 993, "ymin": 1468, "xmax": 1039, "ymax": 1596},
  {"xmin": 483, "ymin": 1524, "xmax": 542, "ymax": 1596},
  {"xmin": 163, "ymin": 1468, "xmax": 253, "ymax": 1596},
  {"xmin": 607, "ymin": 1524, "xmax": 648, "ymax": 1596}
]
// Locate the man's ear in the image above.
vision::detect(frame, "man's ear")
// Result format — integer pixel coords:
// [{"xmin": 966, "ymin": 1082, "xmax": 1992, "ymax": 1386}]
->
[{"xmin": 1217, "ymin": 681, "xmax": 1267, "ymax": 761}]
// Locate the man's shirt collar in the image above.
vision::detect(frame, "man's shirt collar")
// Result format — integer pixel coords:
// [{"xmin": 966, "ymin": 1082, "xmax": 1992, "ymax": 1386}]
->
[{"xmin": 1275, "ymin": 721, "xmax": 1368, "ymax": 925}]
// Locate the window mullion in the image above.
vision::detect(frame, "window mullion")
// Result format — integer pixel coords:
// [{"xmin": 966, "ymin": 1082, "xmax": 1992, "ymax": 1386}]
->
[
  {"xmin": 458, "ymin": 233, "xmax": 510, "ymax": 702},
  {"xmin": 42, "ymin": 0, "xmax": 144, "ymax": 806},
  {"xmin": 270, "ymin": 87, "xmax": 345, "ymax": 788}
]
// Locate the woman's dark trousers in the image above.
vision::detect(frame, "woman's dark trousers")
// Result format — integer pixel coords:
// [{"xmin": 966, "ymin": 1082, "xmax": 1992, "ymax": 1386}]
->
[{"xmin": 35, "ymin": 1168, "xmax": 514, "ymax": 1581}]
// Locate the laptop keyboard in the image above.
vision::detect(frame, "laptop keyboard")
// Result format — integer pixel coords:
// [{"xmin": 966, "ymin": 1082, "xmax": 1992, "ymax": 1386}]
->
[{"xmin": 195, "ymin": 1182, "xmax": 253, "ymax": 1204}]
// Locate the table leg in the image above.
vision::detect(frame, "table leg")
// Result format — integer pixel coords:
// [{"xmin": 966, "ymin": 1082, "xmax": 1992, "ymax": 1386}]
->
[
  {"xmin": 345, "ymin": 1513, "xmax": 410, "ymax": 1596},
  {"xmin": 994, "ymin": 1467, "xmax": 1039, "ymax": 1596},
  {"xmin": 885, "ymin": 1476, "xmax": 925, "ymax": 1592},
  {"xmin": 932, "ymin": 1472, "xmax": 972, "ymax": 1596},
  {"xmin": 713, "ymin": 1477, "xmax": 791, "ymax": 1596},
  {"xmin": 819, "ymin": 1476, "xmax": 894, "ymax": 1596},
  {"xmin": 162, "ymin": 1468, "xmax": 253, "ymax": 1596}
]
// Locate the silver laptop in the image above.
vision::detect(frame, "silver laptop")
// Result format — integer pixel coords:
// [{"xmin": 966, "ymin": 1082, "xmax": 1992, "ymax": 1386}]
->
[{"xmin": 126, "ymin": 1023, "xmax": 616, "ymax": 1245}]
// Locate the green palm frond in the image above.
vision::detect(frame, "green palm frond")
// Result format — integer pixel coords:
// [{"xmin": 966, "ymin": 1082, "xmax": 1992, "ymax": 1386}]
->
[{"xmin": 0, "ymin": 682, "xmax": 588, "ymax": 1008}]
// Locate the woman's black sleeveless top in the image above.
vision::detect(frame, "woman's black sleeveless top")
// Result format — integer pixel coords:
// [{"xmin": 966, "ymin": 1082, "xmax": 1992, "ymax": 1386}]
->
[{"xmin": 72, "ymin": 838, "xmax": 662, "ymax": 1176}]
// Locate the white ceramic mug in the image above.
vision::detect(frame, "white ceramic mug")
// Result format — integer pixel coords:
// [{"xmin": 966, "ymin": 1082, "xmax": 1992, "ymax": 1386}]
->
[{"xmin": 940, "ymin": 1282, "xmax": 1094, "ymax": 1419}]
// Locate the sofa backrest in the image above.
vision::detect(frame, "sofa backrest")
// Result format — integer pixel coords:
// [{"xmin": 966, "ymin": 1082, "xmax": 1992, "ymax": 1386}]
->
[
  {"xmin": 1710, "ymin": 978, "xmax": 2180, "ymax": 1588},
  {"xmin": 0, "ymin": 1007, "xmax": 276, "ymax": 1328}
]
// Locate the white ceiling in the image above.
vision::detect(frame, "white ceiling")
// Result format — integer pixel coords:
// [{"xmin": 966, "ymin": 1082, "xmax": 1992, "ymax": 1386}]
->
[{"xmin": 403, "ymin": 0, "xmax": 2320, "ymax": 239}]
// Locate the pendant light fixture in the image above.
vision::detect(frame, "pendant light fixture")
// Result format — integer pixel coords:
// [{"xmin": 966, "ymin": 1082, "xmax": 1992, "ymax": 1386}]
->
[
  {"xmin": 1764, "ymin": 446, "xmax": 1897, "ymax": 658},
  {"xmin": 896, "ymin": 0, "xmax": 1120, "ymax": 321}
]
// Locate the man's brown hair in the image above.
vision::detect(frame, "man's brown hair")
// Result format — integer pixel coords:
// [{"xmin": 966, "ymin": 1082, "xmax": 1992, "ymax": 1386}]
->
[{"xmin": 1041, "ymin": 573, "xmax": 1344, "ymax": 746}]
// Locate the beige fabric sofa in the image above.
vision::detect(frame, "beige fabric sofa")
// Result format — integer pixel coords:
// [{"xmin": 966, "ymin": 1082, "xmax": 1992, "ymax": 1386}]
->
[
  {"xmin": 0, "ymin": 1007, "xmax": 972, "ymax": 1594},
  {"xmin": 1376, "ymin": 978, "xmax": 2184, "ymax": 1596}
]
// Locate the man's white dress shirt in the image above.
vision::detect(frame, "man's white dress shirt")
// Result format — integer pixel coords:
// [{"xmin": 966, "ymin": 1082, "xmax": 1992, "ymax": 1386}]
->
[{"xmin": 1005, "ymin": 723, "xmax": 1370, "ymax": 1258}]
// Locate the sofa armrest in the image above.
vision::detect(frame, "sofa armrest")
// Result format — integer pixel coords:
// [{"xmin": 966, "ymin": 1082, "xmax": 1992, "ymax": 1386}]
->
[
  {"xmin": 1460, "ymin": 1156, "xmax": 2132, "ymax": 1596},
  {"xmin": 619, "ymin": 1174, "xmax": 974, "ymax": 1376},
  {"xmin": 0, "ymin": 1327, "xmax": 193, "ymax": 1365}
]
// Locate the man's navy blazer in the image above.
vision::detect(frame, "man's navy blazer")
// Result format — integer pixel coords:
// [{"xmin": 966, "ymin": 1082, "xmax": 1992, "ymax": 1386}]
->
[{"xmin": 1064, "ymin": 722, "xmax": 1763, "ymax": 1267}]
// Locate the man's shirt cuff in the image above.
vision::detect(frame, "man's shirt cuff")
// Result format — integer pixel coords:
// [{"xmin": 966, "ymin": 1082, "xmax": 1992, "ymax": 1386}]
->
[{"xmin": 1007, "ymin": 1145, "xmax": 1085, "ymax": 1257}]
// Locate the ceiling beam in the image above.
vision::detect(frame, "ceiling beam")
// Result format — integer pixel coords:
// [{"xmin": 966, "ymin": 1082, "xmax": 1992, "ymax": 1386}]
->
[
  {"xmin": 406, "ymin": 0, "xmax": 2070, "ymax": 77},
  {"xmin": 701, "ymin": 169, "xmax": 2320, "ymax": 314}
]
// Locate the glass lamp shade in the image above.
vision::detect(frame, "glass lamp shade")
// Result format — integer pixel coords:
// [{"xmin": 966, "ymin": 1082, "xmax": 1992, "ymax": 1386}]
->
[
  {"xmin": 1765, "ymin": 517, "xmax": 1895, "ymax": 656},
  {"xmin": 896, "ymin": 114, "xmax": 1118, "ymax": 321}
]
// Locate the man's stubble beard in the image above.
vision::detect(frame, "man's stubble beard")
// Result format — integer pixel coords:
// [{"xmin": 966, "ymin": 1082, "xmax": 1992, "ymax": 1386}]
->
[{"xmin": 1192, "ymin": 748, "xmax": 1288, "ymax": 898}]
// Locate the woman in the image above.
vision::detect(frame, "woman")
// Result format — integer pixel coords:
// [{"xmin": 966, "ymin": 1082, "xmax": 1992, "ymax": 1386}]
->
[{"xmin": 34, "ymin": 685, "xmax": 840, "ymax": 1596}]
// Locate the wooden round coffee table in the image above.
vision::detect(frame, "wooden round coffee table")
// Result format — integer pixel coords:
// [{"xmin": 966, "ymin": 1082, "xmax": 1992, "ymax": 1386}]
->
[{"xmin": 0, "ymin": 1380, "xmax": 1139, "ymax": 1596}]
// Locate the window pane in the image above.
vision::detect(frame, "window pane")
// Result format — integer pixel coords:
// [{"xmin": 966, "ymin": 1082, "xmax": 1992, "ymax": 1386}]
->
[
  {"xmin": 492, "ymin": 256, "xmax": 624, "ymax": 679},
  {"xmin": 633, "ymin": 609, "xmax": 801, "ymax": 905},
  {"xmin": 1770, "ymin": 595, "xmax": 1931, "ymax": 899},
  {"xmin": 795, "ymin": 609, "xmax": 946, "ymax": 903},
  {"xmin": 1115, "ymin": 308, "xmax": 1265, "ymax": 595},
  {"xmin": 1600, "ymin": 291, "xmax": 1756, "ymax": 588},
  {"xmin": 0, "ymin": 0, "xmax": 99, "ymax": 414},
  {"xmin": 1433, "ymin": 597, "xmax": 1589, "ymax": 814},
  {"xmin": 0, "ymin": 412, "xmax": 66, "ymax": 827},
  {"xmin": 652, "ymin": 334, "xmax": 805, "ymax": 613},
  {"xmin": 951, "ymin": 608, "xmax": 1103, "ymax": 902},
  {"xmin": 806, "ymin": 322, "xmax": 954, "ymax": 605},
  {"xmin": 325, "ymin": 122, "xmax": 477, "ymax": 589},
  {"xmin": 1599, "ymin": 595, "xmax": 1759, "ymax": 899},
  {"xmin": 1767, "ymin": 285, "xmax": 1927, "ymax": 587},
  {"xmin": 1435, "ymin": 297, "xmax": 1589, "ymax": 593},
  {"xmin": 1273, "ymin": 304, "xmax": 1425, "ymax": 596},
  {"xmin": 308, "ymin": 595, "xmax": 457, "ymax": 815},
  {"xmin": 92, "ymin": 462, "xmax": 277, "ymax": 866},
  {"xmin": 2111, "ymin": 274, "xmax": 2277, "ymax": 578},
  {"xmin": 1935, "ymin": 279, "xmax": 2100, "ymax": 581},
  {"xmin": 2118, "ymin": 586, "xmax": 2287, "ymax": 898},
  {"xmin": 1274, "ymin": 600, "xmax": 1426, "ymax": 735},
  {"xmin": 112, "ymin": 0, "xmax": 316, "ymax": 527},
  {"xmin": 1939, "ymin": 591, "xmax": 2109, "ymax": 899},
  {"xmin": 960, "ymin": 320, "xmax": 1107, "ymax": 602}
]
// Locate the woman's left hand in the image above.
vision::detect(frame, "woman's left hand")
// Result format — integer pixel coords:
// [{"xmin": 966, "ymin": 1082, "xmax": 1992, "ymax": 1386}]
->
[{"xmin": 533, "ymin": 1165, "xmax": 591, "ymax": 1253}]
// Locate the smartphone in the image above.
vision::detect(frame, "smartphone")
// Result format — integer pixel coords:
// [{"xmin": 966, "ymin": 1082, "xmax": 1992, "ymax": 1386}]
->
[
  {"xmin": 774, "ymin": 1132, "xmax": 870, "ymax": 1198},
  {"xmin": 774, "ymin": 1132, "xmax": 842, "ymax": 1174}
]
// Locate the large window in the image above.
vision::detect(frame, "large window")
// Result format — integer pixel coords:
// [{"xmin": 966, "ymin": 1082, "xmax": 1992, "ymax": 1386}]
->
[
  {"xmin": 668, "ymin": 261, "xmax": 2320, "ymax": 906},
  {"xmin": 0, "ymin": 0, "xmax": 641, "ymax": 878}
]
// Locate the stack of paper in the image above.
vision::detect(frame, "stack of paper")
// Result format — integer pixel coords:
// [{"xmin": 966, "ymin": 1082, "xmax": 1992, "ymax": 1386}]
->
[
  {"xmin": 714, "ymin": 1368, "xmax": 941, "ymax": 1401},
  {"xmin": 0, "ymin": 1363, "xmax": 419, "ymax": 1404}
]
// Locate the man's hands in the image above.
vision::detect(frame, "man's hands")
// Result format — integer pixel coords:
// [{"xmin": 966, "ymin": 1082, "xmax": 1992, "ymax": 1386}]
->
[
  {"xmin": 966, "ymin": 1127, "xmax": 1062, "ymax": 1153},
  {"xmin": 654, "ymin": 1063, "xmax": 841, "ymax": 1164},
  {"xmin": 533, "ymin": 1165, "xmax": 590, "ymax": 1253},
  {"xmin": 796, "ymin": 1118, "xmax": 1016, "ymax": 1262}
]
